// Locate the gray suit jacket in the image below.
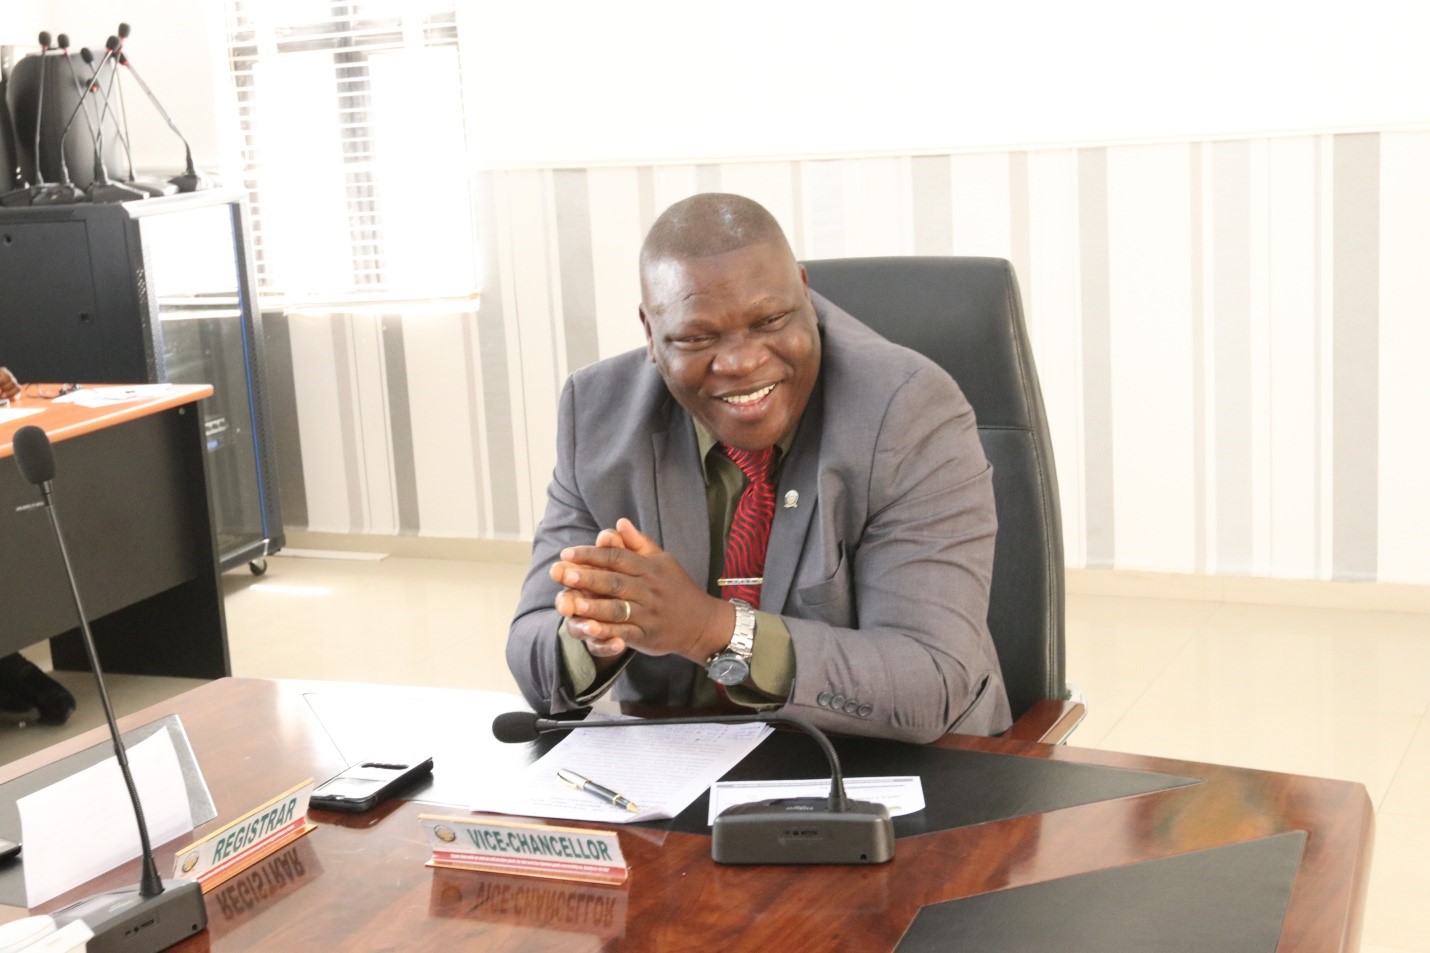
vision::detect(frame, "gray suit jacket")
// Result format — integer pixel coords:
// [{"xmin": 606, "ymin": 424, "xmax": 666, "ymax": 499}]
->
[{"xmin": 507, "ymin": 292, "xmax": 1012, "ymax": 743}]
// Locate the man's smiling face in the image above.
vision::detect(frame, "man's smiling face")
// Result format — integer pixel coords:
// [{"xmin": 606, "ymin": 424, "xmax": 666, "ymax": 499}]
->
[{"xmin": 640, "ymin": 240, "xmax": 821, "ymax": 452}]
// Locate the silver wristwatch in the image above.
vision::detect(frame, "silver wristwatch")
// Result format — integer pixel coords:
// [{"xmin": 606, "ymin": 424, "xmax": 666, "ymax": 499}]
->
[{"xmin": 706, "ymin": 598, "xmax": 756, "ymax": 686}]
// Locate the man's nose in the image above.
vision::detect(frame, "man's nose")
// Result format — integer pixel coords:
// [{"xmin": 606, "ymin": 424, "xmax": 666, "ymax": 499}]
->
[{"xmin": 711, "ymin": 335, "xmax": 768, "ymax": 377}]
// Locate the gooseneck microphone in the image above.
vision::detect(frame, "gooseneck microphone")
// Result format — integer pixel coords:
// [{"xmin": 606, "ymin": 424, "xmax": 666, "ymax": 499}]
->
[
  {"xmin": 30, "ymin": 33, "xmax": 85, "ymax": 205},
  {"xmin": 11, "ymin": 426, "xmax": 208, "ymax": 951},
  {"xmin": 33, "ymin": 32, "xmax": 50, "ymax": 185},
  {"xmin": 491, "ymin": 709, "xmax": 894, "ymax": 864},
  {"xmin": 0, "ymin": 32, "xmax": 82, "ymax": 207},
  {"xmin": 79, "ymin": 39, "xmax": 143, "ymax": 203},
  {"xmin": 73, "ymin": 33, "xmax": 165, "ymax": 197},
  {"xmin": 114, "ymin": 26, "xmax": 209, "ymax": 193}
]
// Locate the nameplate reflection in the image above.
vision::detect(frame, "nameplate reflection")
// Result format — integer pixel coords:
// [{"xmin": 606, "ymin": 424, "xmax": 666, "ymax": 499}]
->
[
  {"xmin": 429, "ymin": 867, "xmax": 627, "ymax": 944},
  {"xmin": 207, "ymin": 838, "xmax": 324, "ymax": 940}
]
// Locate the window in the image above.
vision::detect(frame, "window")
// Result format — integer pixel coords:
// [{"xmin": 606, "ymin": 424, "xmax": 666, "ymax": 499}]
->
[{"xmin": 224, "ymin": 0, "xmax": 477, "ymax": 300}]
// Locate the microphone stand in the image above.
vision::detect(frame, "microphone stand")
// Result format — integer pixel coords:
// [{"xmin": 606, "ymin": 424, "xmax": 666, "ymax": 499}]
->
[
  {"xmin": 1, "ymin": 35, "xmax": 81, "ymax": 207},
  {"xmin": 117, "ymin": 52, "xmax": 208, "ymax": 192},
  {"xmin": 12, "ymin": 426, "xmax": 207, "ymax": 952},
  {"xmin": 82, "ymin": 38, "xmax": 143, "ymax": 203}
]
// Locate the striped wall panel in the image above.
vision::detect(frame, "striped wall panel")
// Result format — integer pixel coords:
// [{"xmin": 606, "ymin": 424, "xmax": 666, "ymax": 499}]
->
[{"xmin": 265, "ymin": 129, "xmax": 1430, "ymax": 584}]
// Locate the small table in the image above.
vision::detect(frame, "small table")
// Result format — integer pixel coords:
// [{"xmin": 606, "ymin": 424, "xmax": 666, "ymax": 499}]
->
[{"xmin": 0, "ymin": 385, "xmax": 228, "ymax": 678}]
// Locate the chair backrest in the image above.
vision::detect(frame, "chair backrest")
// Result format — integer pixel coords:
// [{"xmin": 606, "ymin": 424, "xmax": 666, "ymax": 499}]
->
[{"xmin": 803, "ymin": 257, "xmax": 1065, "ymax": 720}]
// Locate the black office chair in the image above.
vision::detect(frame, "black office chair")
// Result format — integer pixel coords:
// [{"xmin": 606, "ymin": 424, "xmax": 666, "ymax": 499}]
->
[{"xmin": 803, "ymin": 257, "xmax": 1082, "ymax": 743}]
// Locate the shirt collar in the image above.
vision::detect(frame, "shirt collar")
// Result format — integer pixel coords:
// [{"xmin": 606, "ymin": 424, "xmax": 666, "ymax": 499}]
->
[{"xmin": 692, "ymin": 417, "xmax": 799, "ymax": 485}]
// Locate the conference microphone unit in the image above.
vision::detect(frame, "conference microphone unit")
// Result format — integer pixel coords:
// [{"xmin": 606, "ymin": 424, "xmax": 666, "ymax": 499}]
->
[
  {"xmin": 0, "ymin": 32, "xmax": 82, "ymax": 207},
  {"xmin": 491, "ymin": 710, "xmax": 895, "ymax": 865},
  {"xmin": 114, "ymin": 24, "xmax": 209, "ymax": 193},
  {"xmin": 75, "ymin": 33, "xmax": 166, "ymax": 198},
  {"xmin": 80, "ymin": 39, "xmax": 144, "ymax": 203},
  {"xmin": 11, "ymin": 426, "xmax": 208, "ymax": 953}
]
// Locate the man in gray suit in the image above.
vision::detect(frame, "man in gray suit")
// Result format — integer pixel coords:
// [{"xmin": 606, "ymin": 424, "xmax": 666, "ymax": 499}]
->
[{"xmin": 507, "ymin": 193, "xmax": 1010, "ymax": 743}]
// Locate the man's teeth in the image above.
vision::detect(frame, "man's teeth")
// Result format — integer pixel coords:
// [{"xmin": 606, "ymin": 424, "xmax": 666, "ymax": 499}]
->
[{"xmin": 722, "ymin": 384, "xmax": 775, "ymax": 405}]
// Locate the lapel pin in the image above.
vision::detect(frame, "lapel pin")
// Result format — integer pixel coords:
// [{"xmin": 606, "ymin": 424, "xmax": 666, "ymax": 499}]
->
[{"xmin": 783, "ymin": 490, "xmax": 799, "ymax": 509}]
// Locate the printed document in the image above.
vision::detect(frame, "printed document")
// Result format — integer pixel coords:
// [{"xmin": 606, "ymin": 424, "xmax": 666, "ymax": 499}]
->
[{"xmin": 471, "ymin": 714, "xmax": 771, "ymax": 824}]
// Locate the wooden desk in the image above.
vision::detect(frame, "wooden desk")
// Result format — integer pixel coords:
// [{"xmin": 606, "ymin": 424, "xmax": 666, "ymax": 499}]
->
[
  {"xmin": 0, "ymin": 385, "xmax": 229, "ymax": 678},
  {"xmin": 0, "ymin": 678, "xmax": 1372, "ymax": 951}
]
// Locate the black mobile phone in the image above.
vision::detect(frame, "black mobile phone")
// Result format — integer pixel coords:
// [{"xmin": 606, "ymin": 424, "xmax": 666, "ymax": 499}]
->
[
  {"xmin": 310, "ymin": 758, "xmax": 434, "ymax": 813},
  {"xmin": 0, "ymin": 838, "xmax": 20, "ymax": 861}
]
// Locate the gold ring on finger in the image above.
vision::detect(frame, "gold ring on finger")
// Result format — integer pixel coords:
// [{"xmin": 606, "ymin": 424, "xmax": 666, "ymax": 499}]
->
[{"xmin": 618, "ymin": 600, "xmax": 632, "ymax": 623}]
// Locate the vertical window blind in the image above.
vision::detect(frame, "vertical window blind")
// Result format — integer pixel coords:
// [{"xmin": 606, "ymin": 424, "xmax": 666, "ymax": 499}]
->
[{"xmin": 224, "ymin": 0, "xmax": 478, "ymax": 301}]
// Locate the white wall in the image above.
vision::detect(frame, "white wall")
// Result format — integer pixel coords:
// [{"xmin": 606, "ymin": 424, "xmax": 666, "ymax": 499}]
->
[
  {"xmin": 21, "ymin": 0, "xmax": 1428, "ymax": 583},
  {"xmin": 27, "ymin": 1, "xmax": 1429, "ymax": 194},
  {"xmin": 463, "ymin": 0, "xmax": 1430, "ymax": 165}
]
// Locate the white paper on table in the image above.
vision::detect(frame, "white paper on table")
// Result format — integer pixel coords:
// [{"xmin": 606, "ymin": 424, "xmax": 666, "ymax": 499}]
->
[
  {"xmin": 471, "ymin": 714, "xmax": 772, "ymax": 824},
  {"xmin": 18, "ymin": 730, "xmax": 194, "ymax": 906},
  {"xmin": 53, "ymin": 384, "xmax": 175, "ymax": 407},
  {"xmin": 707, "ymin": 776, "xmax": 926, "ymax": 825},
  {"xmin": 0, "ymin": 407, "xmax": 43, "ymax": 424}
]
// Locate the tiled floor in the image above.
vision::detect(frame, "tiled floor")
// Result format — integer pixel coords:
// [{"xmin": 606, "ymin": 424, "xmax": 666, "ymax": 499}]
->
[{"xmin": 3, "ymin": 553, "xmax": 1426, "ymax": 950}]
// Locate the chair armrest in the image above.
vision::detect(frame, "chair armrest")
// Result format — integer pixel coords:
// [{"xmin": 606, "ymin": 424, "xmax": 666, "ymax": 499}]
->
[{"xmin": 1000, "ymin": 699, "xmax": 1087, "ymax": 744}]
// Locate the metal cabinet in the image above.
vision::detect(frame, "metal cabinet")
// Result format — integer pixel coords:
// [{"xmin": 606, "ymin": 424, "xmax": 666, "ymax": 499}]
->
[{"xmin": 0, "ymin": 189, "xmax": 283, "ymax": 571}]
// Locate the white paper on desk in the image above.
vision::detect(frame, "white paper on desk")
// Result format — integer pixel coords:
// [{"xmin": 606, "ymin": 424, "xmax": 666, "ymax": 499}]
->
[
  {"xmin": 707, "ymin": 776, "xmax": 926, "ymax": 825},
  {"xmin": 471, "ymin": 714, "xmax": 772, "ymax": 824},
  {"xmin": 53, "ymin": 384, "xmax": 175, "ymax": 407},
  {"xmin": 18, "ymin": 730, "xmax": 194, "ymax": 906},
  {"xmin": 0, "ymin": 406, "xmax": 43, "ymax": 424}
]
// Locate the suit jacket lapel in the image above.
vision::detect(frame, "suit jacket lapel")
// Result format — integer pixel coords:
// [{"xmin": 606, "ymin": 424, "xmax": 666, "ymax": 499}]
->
[
  {"xmin": 762, "ymin": 374, "xmax": 825, "ymax": 613},
  {"xmin": 651, "ymin": 405, "xmax": 709, "ymax": 590}
]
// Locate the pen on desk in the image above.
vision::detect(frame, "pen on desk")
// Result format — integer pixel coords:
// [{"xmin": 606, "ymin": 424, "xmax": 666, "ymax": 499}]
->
[{"xmin": 557, "ymin": 768, "xmax": 640, "ymax": 813}]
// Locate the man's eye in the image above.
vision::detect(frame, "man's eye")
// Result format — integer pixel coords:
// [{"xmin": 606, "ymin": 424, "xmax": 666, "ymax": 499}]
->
[
  {"xmin": 757, "ymin": 312, "xmax": 790, "ymax": 330},
  {"xmin": 673, "ymin": 335, "xmax": 714, "ymax": 348}
]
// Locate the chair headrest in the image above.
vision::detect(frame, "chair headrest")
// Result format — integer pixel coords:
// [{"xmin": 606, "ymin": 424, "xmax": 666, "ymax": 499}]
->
[{"xmin": 803, "ymin": 257, "xmax": 1033, "ymax": 431}]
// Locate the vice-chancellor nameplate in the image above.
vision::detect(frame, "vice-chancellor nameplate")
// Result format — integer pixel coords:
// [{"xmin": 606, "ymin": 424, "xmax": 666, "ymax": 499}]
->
[
  {"xmin": 172, "ymin": 780, "xmax": 317, "ymax": 891},
  {"xmin": 420, "ymin": 814, "xmax": 628, "ymax": 885}
]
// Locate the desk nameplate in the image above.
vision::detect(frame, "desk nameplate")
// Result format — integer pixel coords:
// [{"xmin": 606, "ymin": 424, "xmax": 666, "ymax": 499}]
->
[
  {"xmin": 172, "ymin": 780, "xmax": 316, "ymax": 892},
  {"xmin": 420, "ymin": 815, "xmax": 628, "ymax": 886}
]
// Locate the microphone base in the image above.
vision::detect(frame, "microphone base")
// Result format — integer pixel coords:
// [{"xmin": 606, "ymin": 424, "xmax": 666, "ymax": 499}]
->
[
  {"xmin": 169, "ymin": 170, "xmax": 211, "ymax": 193},
  {"xmin": 1, "ymin": 185, "xmax": 44, "ymax": 207},
  {"xmin": 711, "ymin": 797, "xmax": 895, "ymax": 865},
  {"xmin": 86, "ymin": 181, "xmax": 148, "ymax": 204},
  {"xmin": 127, "ymin": 177, "xmax": 177, "ymax": 197},
  {"xmin": 31, "ymin": 183, "xmax": 84, "ymax": 205},
  {"xmin": 51, "ymin": 878, "xmax": 207, "ymax": 953}
]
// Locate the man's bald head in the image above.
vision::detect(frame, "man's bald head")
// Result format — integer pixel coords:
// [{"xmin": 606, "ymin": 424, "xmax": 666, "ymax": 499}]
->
[{"xmin": 639, "ymin": 193, "xmax": 792, "ymax": 297}]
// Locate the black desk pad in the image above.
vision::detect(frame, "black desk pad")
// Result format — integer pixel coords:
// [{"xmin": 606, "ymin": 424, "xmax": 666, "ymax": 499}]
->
[
  {"xmin": 655, "ymin": 731, "xmax": 1200, "ymax": 836},
  {"xmin": 895, "ymin": 831, "xmax": 1307, "ymax": 952}
]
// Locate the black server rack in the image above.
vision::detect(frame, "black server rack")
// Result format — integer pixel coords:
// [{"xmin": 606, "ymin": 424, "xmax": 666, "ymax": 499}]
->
[{"xmin": 0, "ymin": 188, "xmax": 284, "ymax": 572}]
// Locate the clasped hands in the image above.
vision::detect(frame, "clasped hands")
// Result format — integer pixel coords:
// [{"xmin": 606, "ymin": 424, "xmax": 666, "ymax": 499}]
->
[{"xmin": 551, "ymin": 518, "xmax": 733, "ymax": 667}]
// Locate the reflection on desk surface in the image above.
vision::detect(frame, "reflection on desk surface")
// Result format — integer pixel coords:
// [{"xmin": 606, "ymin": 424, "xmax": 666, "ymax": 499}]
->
[
  {"xmin": 207, "ymin": 838, "xmax": 323, "ymax": 942},
  {"xmin": 429, "ymin": 867, "xmax": 627, "ymax": 944}
]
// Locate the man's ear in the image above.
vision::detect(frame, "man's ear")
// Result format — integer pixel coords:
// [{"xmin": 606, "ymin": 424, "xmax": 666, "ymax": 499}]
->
[
  {"xmin": 799, "ymin": 264, "xmax": 811, "ymax": 298},
  {"xmin": 638, "ymin": 305, "xmax": 656, "ymax": 362}
]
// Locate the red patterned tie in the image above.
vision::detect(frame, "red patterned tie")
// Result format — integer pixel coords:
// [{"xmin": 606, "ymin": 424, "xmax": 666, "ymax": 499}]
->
[{"xmin": 719, "ymin": 445, "xmax": 776, "ymax": 609}]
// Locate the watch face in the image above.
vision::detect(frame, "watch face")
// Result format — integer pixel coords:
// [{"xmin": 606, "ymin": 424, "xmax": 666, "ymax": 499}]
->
[{"xmin": 708, "ymin": 656, "xmax": 750, "ymax": 686}]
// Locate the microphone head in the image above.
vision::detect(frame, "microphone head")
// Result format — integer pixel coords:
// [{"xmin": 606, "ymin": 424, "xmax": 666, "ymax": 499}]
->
[
  {"xmin": 492, "ymin": 712, "xmax": 541, "ymax": 744},
  {"xmin": 118, "ymin": 53, "xmax": 129, "ymax": 66},
  {"xmin": 118, "ymin": 22, "xmax": 131, "ymax": 39},
  {"xmin": 57, "ymin": 33, "xmax": 70, "ymax": 49},
  {"xmin": 39, "ymin": 31, "xmax": 52, "ymax": 48},
  {"xmin": 81, "ymin": 47, "xmax": 94, "ymax": 64},
  {"xmin": 105, "ymin": 36, "xmax": 119, "ymax": 51},
  {"xmin": 13, "ymin": 426, "xmax": 56, "ymax": 486}
]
